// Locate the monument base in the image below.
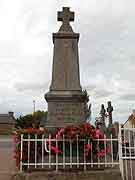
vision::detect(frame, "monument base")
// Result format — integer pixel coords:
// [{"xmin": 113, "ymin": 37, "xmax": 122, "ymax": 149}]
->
[{"xmin": 45, "ymin": 91, "xmax": 88, "ymax": 127}]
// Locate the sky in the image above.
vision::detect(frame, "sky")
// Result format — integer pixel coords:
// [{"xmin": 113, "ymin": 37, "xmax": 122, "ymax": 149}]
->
[{"xmin": 0, "ymin": 0, "xmax": 135, "ymax": 124}]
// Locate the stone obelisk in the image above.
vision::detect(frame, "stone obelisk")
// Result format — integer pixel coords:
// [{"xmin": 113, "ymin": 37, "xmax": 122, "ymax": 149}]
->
[{"xmin": 45, "ymin": 7, "xmax": 89, "ymax": 127}]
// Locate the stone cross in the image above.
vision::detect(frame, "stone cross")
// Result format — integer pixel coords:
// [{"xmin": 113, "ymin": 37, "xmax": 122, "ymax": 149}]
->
[
  {"xmin": 58, "ymin": 7, "xmax": 74, "ymax": 32},
  {"xmin": 58, "ymin": 7, "xmax": 74, "ymax": 24},
  {"xmin": 107, "ymin": 101, "xmax": 113, "ymax": 127},
  {"xmin": 100, "ymin": 104, "xmax": 106, "ymax": 127},
  {"xmin": 99, "ymin": 104, "xmax": 107, "ymax": 134}
]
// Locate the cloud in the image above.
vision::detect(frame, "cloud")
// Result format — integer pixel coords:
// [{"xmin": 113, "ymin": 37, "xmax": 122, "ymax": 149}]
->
[
  {"xmin": 119, "ymin": 93, "xmax": 135, "ymax": 101},
  {"xmin": 0, "ymin": 0, "xmax": 135, "ymax": 123},
  {"xmin": 93, "ymin": 89, "xmax": 113, "ymax": 99},
  {"xmin": 14, "ymin": 81, "xmax": 49, "ymax": 92}
]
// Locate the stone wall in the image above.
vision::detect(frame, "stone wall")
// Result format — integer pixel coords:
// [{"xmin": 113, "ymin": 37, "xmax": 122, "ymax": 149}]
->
[{"xmin": 12, "ymin": 169, "xmax": 122, "ymax": 180}]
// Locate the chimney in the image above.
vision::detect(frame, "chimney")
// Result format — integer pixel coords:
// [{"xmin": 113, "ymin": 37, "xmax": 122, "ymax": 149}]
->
[{"xmin": 8, "ymin": 111, "xmax": 14, "ymax": 117}]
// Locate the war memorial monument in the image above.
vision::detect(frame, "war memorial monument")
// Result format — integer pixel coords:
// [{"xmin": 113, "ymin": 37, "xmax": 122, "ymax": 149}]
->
[{"xmin": 45, "ymin": 7, "xmax": 89, "ymax": 127}]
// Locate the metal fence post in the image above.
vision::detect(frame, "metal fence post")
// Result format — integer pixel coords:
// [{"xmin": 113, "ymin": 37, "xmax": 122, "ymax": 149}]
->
[{"xmin": 20, "ymin": 134, "xmax": 23, "ymax": 172}]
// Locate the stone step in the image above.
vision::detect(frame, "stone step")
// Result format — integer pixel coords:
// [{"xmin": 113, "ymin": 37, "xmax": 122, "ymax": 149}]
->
[{"xmin": 8, "ymin": 169, "xmax": 122, "ymax": 180}]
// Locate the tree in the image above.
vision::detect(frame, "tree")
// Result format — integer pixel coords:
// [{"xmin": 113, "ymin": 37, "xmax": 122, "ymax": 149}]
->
[
  {"xmin": 33, "ymin": 110, "xmax": 48, "ymax": 128},
  {"xmin": 15, "ymin": 110, "xmax": 48, "ymax": 129},
  {"xmin": 15, "ymin": 114, "xmax": 33, "ymax": 129}
]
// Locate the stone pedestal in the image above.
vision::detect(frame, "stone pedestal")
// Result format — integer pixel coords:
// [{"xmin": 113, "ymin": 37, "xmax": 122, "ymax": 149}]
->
[{"xmin": 45, "ymin": 91, "xmax": 88, "ymax": 127}]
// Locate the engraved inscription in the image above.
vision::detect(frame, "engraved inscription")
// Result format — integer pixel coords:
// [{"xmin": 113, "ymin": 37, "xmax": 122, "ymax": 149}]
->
[{"xmin": 49, "ymin": 102, "xmax": 84, "ymax": 123}]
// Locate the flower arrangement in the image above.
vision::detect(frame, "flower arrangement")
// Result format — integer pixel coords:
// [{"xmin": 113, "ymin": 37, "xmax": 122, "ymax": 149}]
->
[
  {"xmin": 13, "ymin": 128, "xmax": 49, "ymax": 168},
  {"xmin": 53, "ymin": 123, "xmax": 110, "ymax": 158},
  {"xmin": 13, "ymin": 123, "xmax": 110, "ymax": 169}
]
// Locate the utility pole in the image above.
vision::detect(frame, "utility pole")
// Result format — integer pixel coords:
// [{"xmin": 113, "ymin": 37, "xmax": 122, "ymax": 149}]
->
[
  {"xmin": 32, "ymin": 100, "xmax": 36, "ymax": 128},
  {"xmin": 33, "ymin": 100, "xmax": 35, "ymax": 114}
]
